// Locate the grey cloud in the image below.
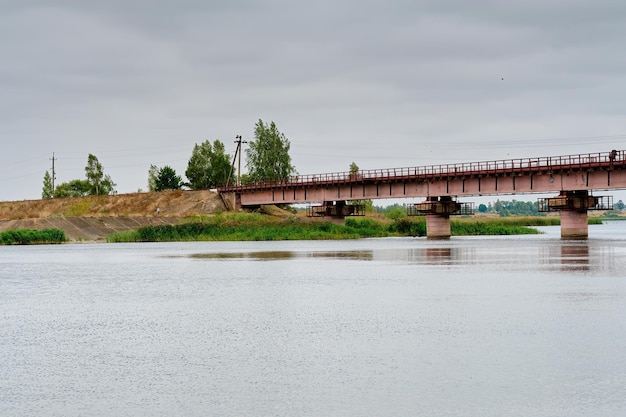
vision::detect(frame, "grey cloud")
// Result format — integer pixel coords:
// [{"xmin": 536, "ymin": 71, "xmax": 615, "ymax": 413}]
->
[{"xmin": 2, "ymin": 0, "xmax": 626, "ymax": 201}]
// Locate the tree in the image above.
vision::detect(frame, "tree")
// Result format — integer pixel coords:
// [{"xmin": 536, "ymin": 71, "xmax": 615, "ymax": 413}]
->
[
  {"xmin": 148, "ymin": 164, "xmax": 158, "ymax": 192},
  {"xmin": 346, "ymin": 162, "xmax": 372, "ymax": 212},
  {"xmin": 478, "ymin": 203, "xmax": 488, "ymax": 213},
  {"xmin": 245, "ymin": 119, "xmax": 295, "ymax": 183},
  {"xmin": 155, "ymin": 166, "xmax": 183, "ymax": 191},
  {"xmin": 491, "ymin": 199, "xmax": 539, "ymax": 216},
  {"xmin": 42, "ymin": 171, "xmax": 53, "ymax": 199},
  {"xmin": 349, "ymin": 162, "xmax": 360, "ymax": 180},
  {"xmin": 374, "ymin": 203, "xmax": 407, "ymax": 219},
  {"xmin": 85, "ymin": 154, "xmax": 115, "ymax": 195},
  {"xmin": 616, "ymin": 199, "xmax": 625, "ymax": 211},
  {"xmin": 53, "ymin": 179, "xmax": 91, "ymax": 198},
  {"xmin": 185, "ymin": 139, "xmax": 232, "ymax": 189}
]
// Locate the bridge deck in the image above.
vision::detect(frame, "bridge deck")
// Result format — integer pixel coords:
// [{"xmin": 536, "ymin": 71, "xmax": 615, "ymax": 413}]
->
[{"xmin": 219, "ymin": 150, "xmax": 625, "ymax": 192}]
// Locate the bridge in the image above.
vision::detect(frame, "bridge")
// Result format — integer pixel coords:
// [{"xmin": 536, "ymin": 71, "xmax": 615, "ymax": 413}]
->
[{"xmin": 218, "ymin": 149, "xmax": 626, "ymax": 239}]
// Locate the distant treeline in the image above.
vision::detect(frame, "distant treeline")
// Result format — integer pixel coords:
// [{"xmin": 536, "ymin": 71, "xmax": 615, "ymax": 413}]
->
[
  {"xmin": 376, "ymin": 199, "xmax": 625, "ymax": 217},
  {"xmin": 375, "ymin": 200, "xmax": 542, "ymax": 217},
  {"xmin": 0, "ymin": 229, "xmax": 67, "ymax": 245}
]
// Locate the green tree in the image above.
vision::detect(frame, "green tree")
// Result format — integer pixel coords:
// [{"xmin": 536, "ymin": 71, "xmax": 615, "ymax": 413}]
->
[
  {"xmin": 478, "ymin": 203, "xmax": 488, "ymax": 213},
  {"xmin": 492, "ymin": 199, "xmax": 539, "ymax": 216},
  {"xmin": 379, "ymin": 204, "xmax": 407, "ymax": 219},
  {"xmin": 347, "ymin": 162, "xmax": 372, "ymax": 212},
  {"xmin": 239, "ymin": 173, "xmax": 252, "ymax": 186},
  {"xmin": 349, "ymin": 161, "xmax": 361, "ymax": 180},
  {"xmin": 245, "ymin": 119, "xmax": 295, "ymax": 183},
  {"xmin": 42, "ymin": 171, "xmax": 53, "ymax": 199},
  {"xmin": 155, "ymin": 166, "xmax": 183, "ymax": 191},
  {"xmin": 185, "ymin": 139, "xmax": 232, "ymax": 189},
  {"xmin": 148, "ymin": 164, "xmax": 158, "ymax": 192},
  {"xmin": 616, "ymin": 199, "xmax": 625, "ymax": 211},
  {"xmin": 85, "ymin": 154, "xmax": 115, "ymax": 195},
  {"xmin": 54, "ymin": 179, "xmax": 91, "ymax": 198}
]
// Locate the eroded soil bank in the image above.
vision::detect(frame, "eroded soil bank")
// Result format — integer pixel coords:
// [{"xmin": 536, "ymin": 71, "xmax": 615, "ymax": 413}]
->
[{"xmin": 0, "ymin": 190, "xmax": 225, "ymax": 242}]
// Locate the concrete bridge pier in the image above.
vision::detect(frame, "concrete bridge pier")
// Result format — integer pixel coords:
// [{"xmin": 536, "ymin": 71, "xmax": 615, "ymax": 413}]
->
[
  {"xmin": 425, "ymin": 213, "xmax": 452, "ymax": 239},
  {"xmin": 411, "ymin": 196, "xmax": 473, "ymax": 239},
  {"xmin": 539, "ymin": 190, "xmax": 603, "ymax": 239},
  {"xmin": 560, "ymin": 210, "xmax": 590, "ymax": 239}
]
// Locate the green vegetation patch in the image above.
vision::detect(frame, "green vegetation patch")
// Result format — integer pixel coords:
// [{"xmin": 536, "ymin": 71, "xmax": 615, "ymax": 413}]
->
[
  {"xmin": 451, "ymin": 222, "xmax": 541, "ymax": 236},
  {"xmin": 108, "ymin": 214, "xmax": 389, "ymax": 243},
  {"xmin": 107, "ymin": 213, "xmax": 577, "ymax": 243},
  {"xmin": 64, "ymin": 197, "xmax": 94, "ymax": 217},
  {"xmin": 450, "ymin": 216, "xmax": 555, "ymax": 236},
  {"xmin": 0, "ymin": 229, "xmax": 67, "ymax": 245},
  {"xmin": 388, "ymin": 218, "xmax": 427, "ymax": 237}
]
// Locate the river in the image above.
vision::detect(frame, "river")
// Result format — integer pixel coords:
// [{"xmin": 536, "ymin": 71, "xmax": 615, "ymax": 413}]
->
[{"xmin": 1, "ymin": 222, "xmax": 626, "ymax": 417}]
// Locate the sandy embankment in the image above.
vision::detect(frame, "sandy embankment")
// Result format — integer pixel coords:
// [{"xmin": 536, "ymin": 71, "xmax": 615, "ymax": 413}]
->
[{"xmin": 0, "ymin": 190, "xmax": 226, "ymax": 242}]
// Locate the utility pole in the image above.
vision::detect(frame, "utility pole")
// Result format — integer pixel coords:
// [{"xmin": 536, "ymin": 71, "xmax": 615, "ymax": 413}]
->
[
  {"xmin": 228, "ymin": 135, "xmax": 248, "ymax": 187},
  {"xmin": 50, "ymin": 152, "xmax": 57, "ymax": 194},
  {"xmin": 235, "ymin": 135, "xmax": 247, "ymax": 186}
]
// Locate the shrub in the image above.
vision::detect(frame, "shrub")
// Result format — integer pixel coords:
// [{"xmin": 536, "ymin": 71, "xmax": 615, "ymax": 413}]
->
[
  {"xmin": 388, "ymin": 218, "xmax": 426, "ymax": 236},
  {"xmin": 0, "ymin": 229, "xmax": 67, "ymax": 245}
]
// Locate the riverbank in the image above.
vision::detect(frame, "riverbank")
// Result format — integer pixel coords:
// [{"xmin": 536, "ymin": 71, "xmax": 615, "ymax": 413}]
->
[
  {"xmin": 106, "ymin": 213, "xmax": 550, "ymax": 243},
  {"xmin": 0, "ymin": 191, "xmax": 608, "ymax": 243},
  {"xmin": 0, "ymin": 190, "xmax": 225, "ymax": 241}
]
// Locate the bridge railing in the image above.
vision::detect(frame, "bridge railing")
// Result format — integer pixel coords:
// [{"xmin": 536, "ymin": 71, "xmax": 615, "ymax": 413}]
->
[{"xmin": 219, "ymin": 149, "xmax": 623, "ymax": 191}]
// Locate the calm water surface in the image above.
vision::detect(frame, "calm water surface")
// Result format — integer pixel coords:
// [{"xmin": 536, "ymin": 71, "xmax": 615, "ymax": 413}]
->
[{"xmin": 2, "ymin": 222, "xmax": 626, "ymax": 417}]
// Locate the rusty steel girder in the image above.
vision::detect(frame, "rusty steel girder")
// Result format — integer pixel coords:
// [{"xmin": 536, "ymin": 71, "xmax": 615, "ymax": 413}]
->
[{"xmin": 538, "ymin": 191, "xmax": 613, "ymax": 212}]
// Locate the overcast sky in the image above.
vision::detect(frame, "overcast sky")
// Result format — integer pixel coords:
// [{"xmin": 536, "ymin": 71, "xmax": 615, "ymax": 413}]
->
[{"xmin": 2, "ymin": 0, "xmax": 626, "ymax": 202}]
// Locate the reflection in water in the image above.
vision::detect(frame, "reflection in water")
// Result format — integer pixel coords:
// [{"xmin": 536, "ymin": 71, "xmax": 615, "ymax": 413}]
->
[
  {"xmin": 560, "ymin": 244, "xmax": 590, "ymax": 272},
  {"xmin": 308, "ymin": 251, "xmax": 373, "ymax": 260},
  {"xmin": 383, "ymin": 247, "xmax": 468, "ymax": 265},
  {"xmin": 190, "ymin": 250, "xmax": 374, "ymax": 261},
  {"xmin": 188, "ymin": 237, "xmax": 621, "ymax": 274},
  {"xmin": 192, "ymin": 248, "xmax": 462, "ymax": 264},
  {"xmin": 426, "ymin": 247, "xmax": 452, "ymax": 261},
  {"xmin": 403, "ymin": 248, "xmax": 455, "ymax": 264},
  {"xmin": 191, "ymin": 251, "xmax": 297, "ymax": 260}
]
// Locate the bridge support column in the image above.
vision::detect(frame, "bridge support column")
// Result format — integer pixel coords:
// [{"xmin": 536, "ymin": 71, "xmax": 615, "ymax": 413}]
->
[
  {"xmin": 538, "ymin": 191, "xmax": 609, "ymax": 239},
  {"xmin": 410, "ymin": 197, "xmax": 474, "ymax": 239},
  {"xmin": 560, "ymin": 210, "xmax": 589, "ymax": 239},
  {"xmin": 425, "ymin": 214, "xmax": 452, "ymax": 239},
  {"xmin": 323, "ymin": 216, "xmax": 346, "ymax": 225}
]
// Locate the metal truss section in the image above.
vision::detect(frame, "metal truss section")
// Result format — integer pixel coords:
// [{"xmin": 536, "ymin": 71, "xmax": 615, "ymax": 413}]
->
[
  {"xmin": 538, "ymin": 194, "xmax": 613, "ymax": 212},
  {"xmin": 306, "ymin": 201, "xmax": 365, "ymax": 217},
  {"xmin": 407, "ymin": 200, "xmax": 474, "ymax": 216}
]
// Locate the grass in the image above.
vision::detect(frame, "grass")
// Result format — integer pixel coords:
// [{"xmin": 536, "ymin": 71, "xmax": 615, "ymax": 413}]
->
[
  {"xmin": 450, "ymin": 216, "xmax": 558, "ymax": 236},
  {"xmin": 64, "ymin": 197, "xmax": 94, "ymax": 217},
  {"xmin": 0, "ymin": 228, "xmax": 67, "ymax": 245},
  {"xmin": 108, "ymin": 213, "xmax": 387, "ymax": 242},
  {"xmin": 107, "ymin": 212, "xmax": 562, "ymax": 242}
]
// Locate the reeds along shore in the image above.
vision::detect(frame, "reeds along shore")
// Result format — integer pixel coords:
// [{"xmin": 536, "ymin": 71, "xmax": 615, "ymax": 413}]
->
[
  {"xmin": 0, "ymin": 228, "xmax": 67, "ymax": 245},
  {"xmin": 107, "ymin": 213, "xmax": 574, "ymax": 243}
]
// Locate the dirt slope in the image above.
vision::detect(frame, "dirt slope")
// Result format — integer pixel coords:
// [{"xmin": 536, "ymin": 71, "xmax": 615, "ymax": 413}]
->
[{"xmin": 0, "ymin": 190, "xmax": 226, "ymax": 242}]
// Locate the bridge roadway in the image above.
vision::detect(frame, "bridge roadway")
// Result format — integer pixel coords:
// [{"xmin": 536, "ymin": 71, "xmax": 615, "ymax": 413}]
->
[{"xmin": 218, "ymin": 149, "xmax": 626, "ymax": 238}]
